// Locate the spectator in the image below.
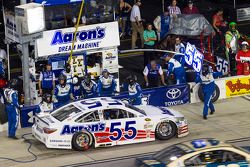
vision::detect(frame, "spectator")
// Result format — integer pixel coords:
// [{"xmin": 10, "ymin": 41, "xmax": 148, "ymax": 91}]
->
[
  {"xmin": 162, "ymin": 54, "xmax": 186, "ymax": 85},
  {"xmin": 81, "ymin": 73, "xmax": 98, "ymax": 98},
  {"xmin": 143, "ymin": 23, "xmax": 157, "ymax": 66},
  {"xmin": 168, "ymin": 0, "xmax": 181, "ymax": 18},
  {"xmin": 98, "ymin": 69, "xmax": 116, "ymax": 96},
  {"xmin": 60, "ymin": 63, "xmax": 73, "ymax": 84},
  {"xmin": 174, "ymin": 36, "xmax": 186, "ymax": 65},
  {"xmin": 3, "ymin": 78, "xmax": 20, "ymax": 139},
  {"xmin": 38, "ymin": 62, "xmax": 55, "ymax": 96},
  {"xmin": 127, "ymin": 75, "xmax": 142, "ymax": 105},
  {"xmin": 38, "ymin": 93, "xmax": 54, "ymax": 115},
  {"xmin": 225, "ymin": 22, "xmax": 241, "ymax": 76},
  {"xmin": 182, "ymin": 0, "xmax": 199, "ymax": 14},
  {"xmin": 143, "ymin": 60, "xmax": 166, "ymax": 88},
  {"xmin": 54, "ymin": 74, "xmax": 74, "ymax": 107},
  {"xmin": 153, "ymin": 9, "xmax": 171, "ymax": 41},
  {"xmin": 212, "ymin": 8, "xmax": 227, "ymax": 44},
  {"xmin": 130, "ymin": 0, "xmax": 144, "ymax": 49},
  {"xmin": 119, "ymin": 0, "xmax": 132, "ymax": 39},
  {"xmin": 235, "ymin": 41, "xmax": 250, "ymax": 75}
]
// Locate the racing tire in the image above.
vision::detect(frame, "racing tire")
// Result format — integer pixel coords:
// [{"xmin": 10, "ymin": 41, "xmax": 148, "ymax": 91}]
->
[
  {"xmin": 72, "ymin": 131, "xmax": 93, "ymax": 151},
  {"xmin": 155, "ymin": 121, "xmax": 177, "ymax": 140},
  {"xmin": 198, "ymin": 84, "xmax": 220, "ymax": 103}
]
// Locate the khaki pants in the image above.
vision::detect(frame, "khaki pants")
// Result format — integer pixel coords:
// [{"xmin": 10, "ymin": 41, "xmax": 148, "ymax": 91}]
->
[{"xmin": 131, "ymin": 22, "xmax": 144, "ymax": 49}]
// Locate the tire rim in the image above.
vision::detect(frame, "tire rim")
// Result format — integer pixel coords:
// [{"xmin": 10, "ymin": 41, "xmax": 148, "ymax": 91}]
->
[
  {"xmin": 158, "ymin": 122, "xmax": 172, "ymax": 137},
  {"xmin": 76, "ymin": 133, "xmax": 90, "ymax": 148}
]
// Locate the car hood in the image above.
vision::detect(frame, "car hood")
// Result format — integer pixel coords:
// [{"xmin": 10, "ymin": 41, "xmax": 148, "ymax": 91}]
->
[{"xmin": 137, "ymin": 105, "xmax": 184, "ymax": 117}]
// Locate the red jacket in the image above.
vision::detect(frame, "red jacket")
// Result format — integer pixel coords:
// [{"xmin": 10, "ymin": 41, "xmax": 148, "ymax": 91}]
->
[{"xmin": 236, "ymin": 50, "xmax": 250, "ymax": 62}]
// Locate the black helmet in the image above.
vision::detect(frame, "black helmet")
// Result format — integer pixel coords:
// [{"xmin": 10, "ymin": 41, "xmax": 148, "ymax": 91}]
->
[
  {"xmin": 127, "ymin": 75, "xmax": 137, "ymax": 86},
  {"xmin": 65, "ymin": 63, "xmax": 71, "ymax": 73},
  {"xmin": 58, "ymin": 74, "xmax": 67, "ymax": 85},
  {"xmin": 8, "ymin": 78, "xmax": 19, "ymax": 89},
  {"xmin": 202, "ymin": 64, "xmax": 210, "ymax": 76},
  {"xmin": 42, "ymin": 93, "xmax": 52, "ymax": 103}
]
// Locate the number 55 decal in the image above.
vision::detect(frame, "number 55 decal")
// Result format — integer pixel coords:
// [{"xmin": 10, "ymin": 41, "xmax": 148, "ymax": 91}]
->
[{"xmin": 109, "ymin": 121, "xmax": 137, "ymax": 141}]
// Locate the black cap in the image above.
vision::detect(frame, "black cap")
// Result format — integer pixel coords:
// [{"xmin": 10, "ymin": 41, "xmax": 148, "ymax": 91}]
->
[{"xmin": 188, "ymin": 0, "xmax": 193, "ymax": 4}]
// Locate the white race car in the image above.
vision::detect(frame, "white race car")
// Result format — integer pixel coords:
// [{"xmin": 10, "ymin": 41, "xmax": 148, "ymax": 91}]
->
[{"xmin": 32, "ymin": 97, "xmax": 188, "ymax": 151}]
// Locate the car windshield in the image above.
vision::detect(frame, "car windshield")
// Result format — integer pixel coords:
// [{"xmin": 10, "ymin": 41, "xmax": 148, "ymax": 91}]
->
[
  {"xmin": 125, "ymin": 103, "xmax": 146, "ymax": 116},
  {"xmin": 153, "ymin": 144, "xmax": 193, "ymax": 164},
  {"xmin": 51, "ymin": 104, "xmax": 81, "ymax": 121}
]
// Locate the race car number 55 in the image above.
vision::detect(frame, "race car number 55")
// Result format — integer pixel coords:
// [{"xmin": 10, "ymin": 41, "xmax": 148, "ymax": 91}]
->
[{"xmin": 109, "ymin": 121, "xmax": 137, "ymax": 141}]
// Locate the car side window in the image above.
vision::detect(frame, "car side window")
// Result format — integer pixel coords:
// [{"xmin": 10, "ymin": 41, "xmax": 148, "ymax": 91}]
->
[
  {"xmin": 103, "ymin": 109, "xmax": 136, "ymax": 120},
  {"xmin": 184, "ymin": 150, "xmax": 246, "ymax": 166},
  {"xmin": 75, "ymin": 110, "xmax": 100, "ymax": 123}
]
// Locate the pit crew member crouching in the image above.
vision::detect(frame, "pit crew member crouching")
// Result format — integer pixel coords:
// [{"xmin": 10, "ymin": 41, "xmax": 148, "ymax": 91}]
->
[
  {"xmin": 81, "ymin": 73, "xmax": 97, "ymax": 98},
  {"xmin": 37, "ymin": 93, "xmax": 54, "ymax": 115},
  {"xmin": 162, "ymin": 54, "xmax": 186, "ymax": 85},
  {"xmin": 98, "ymin": 69, "xmax": 116, "ymax": 96},
  {"xmin": 54, "ymin": 74, "xmax": 74, "ymax": 107}
]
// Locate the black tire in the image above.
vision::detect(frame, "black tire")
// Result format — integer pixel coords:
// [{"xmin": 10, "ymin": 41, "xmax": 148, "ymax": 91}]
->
[
  {"xmin": 155, "ymin": 121, "xmax": 177, "ymax": 140},
  {"xmin": 198, "ymin": 84, "xmax": 220, "ymax": 103},
  {"xmin": 72, "ymin": 131, "xmax": 93, "ymax": 151}
]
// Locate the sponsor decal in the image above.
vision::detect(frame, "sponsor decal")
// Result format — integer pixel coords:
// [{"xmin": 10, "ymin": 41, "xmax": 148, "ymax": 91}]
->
[
  {"xmin": 61, "ymin": 123, "xmax": 105, "ymax": 135},
  {"xmin": 159, "ymin": 107, "xmax": 174, "ymax": 116},
  {"xmin": 166, "ymin": 88, "xmax": 181, "ymax": 100},
  {"xmin": 226, "ymin": 77, "xmax": 250, "ymax": 97},
  {"xmin": 51, "ymin": 27, "xmax": 105, "ymax": 45}
]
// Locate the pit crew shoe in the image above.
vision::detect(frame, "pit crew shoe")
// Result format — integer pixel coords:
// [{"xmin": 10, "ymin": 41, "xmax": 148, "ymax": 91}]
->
[
  {"xmin": 203, "ymin": 115, "xmax": 207, "ymax": 120},
  {"xmin": 210, "ymin": 110, "xmax": 215, "ymax": 115},
  {"xmin": 8, "ymin": 136, "xmax": 18, "ymax": 140}
]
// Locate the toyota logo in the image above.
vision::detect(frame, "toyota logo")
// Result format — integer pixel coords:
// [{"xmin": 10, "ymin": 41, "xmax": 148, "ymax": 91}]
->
[{"xmin": 166, "ymin": 88, "xmax": 181, "ymax": 100}]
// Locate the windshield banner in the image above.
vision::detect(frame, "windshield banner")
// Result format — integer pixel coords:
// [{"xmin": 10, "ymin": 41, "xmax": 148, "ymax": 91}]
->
[{"xmin": 36, "ymin": 21, "xmax": 120, "ymax": 57}]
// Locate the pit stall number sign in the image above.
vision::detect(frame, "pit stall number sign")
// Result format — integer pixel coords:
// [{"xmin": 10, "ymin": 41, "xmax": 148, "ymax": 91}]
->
[{"xmin": 184, "ymin": 42, "xmax": 204, "ymax": 72}]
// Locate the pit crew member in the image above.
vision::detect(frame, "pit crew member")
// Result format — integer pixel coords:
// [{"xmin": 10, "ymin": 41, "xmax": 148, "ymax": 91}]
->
[
  {"xmin": 54, "ymin": 74, "xmax": 74, "ymax": 106},
  {"xmin": 38, "ymin": 62, "xmax": 55, "ymax": 95},
  {"xmin": 128, "ymin": 75, "xmax": 142, "ymax": 105},
  {"xmin": 4, "ymin": 78, "xmax": 20, "ymax": 139},
  {"xmin": 174, "ymin": 36, "xmax": 186, "ymax": 65},
  {"xmin": 143, "ymin": 60, "xmax": 166, "ymax": 88},
  {"xmin": 98, "ymin": 69, "xmax": 116, "ymax": 96},
  {"xmin": 81, "ymin": 73, "xmax": 97, "ymax": 98},
  {"xmin": 38, "ymin": 93, "xmax": 54, "ymax": 114},
  {"xmin": 192, "ymin": 64, "xmax": 222, "ymax": 120},
  {"xmin": 72, "ymin": 76, "xmax": 82, "ymax": 100},
  {"xmin": 60, "ymin": 63, "xmax": 73, "ymax": 84},
  {"xmin": 162, "ymin": 54, "xmax": 186, "ymax": 85}
]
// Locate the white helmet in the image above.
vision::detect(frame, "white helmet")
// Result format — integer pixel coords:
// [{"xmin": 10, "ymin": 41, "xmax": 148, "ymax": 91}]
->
[
  {"xmin": 0, "ymin": 49, "xmax": 7, "ymax": 60},
  {"xmin": 241, "ymin": 41, "xmax": 249, "ymax": 46}
]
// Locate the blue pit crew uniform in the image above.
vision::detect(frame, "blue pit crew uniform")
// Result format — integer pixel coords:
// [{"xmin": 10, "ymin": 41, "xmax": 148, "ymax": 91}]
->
[
  {"xmin": 4, "ymin": 88, "xmax": 19, "ymax": 137},
  {"xmin": 168, "ymin": 58, "xmax": 186, "ymax": 84},
  {"xmin": 54, "ymin": 83, "xmax": 72, "ymax": 106},
  {"xmin": 0, "ymin": 61, "xmax": 5, "ymax": 77},
  {"xmin": 174, "ymin": 42, "xmax": 186, "ymax": 65},
  {"xmin": 128, "ymin": 83, "xmax": 142, "ymax": 105},
  {"xmin": 195, "ymin": 70, "xmax": 222, "ymax": 118},
  {"xmin": 143, "ymin": 63, "xmax": 164, "ymax": 88},
  {"xmin": 81, "ymin": 80, "xmax": 97, "ymax": 98},
  {"xmin": 39, "ymin": 71, "xmax": 55, "ymax": 94},
  {"xmin": 72, "ymin": 84, "xmax": 82, "ymax": 100},
  {"xmin": 98, "ymin": 75, "xmax": 116, "ymax": 96}
]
